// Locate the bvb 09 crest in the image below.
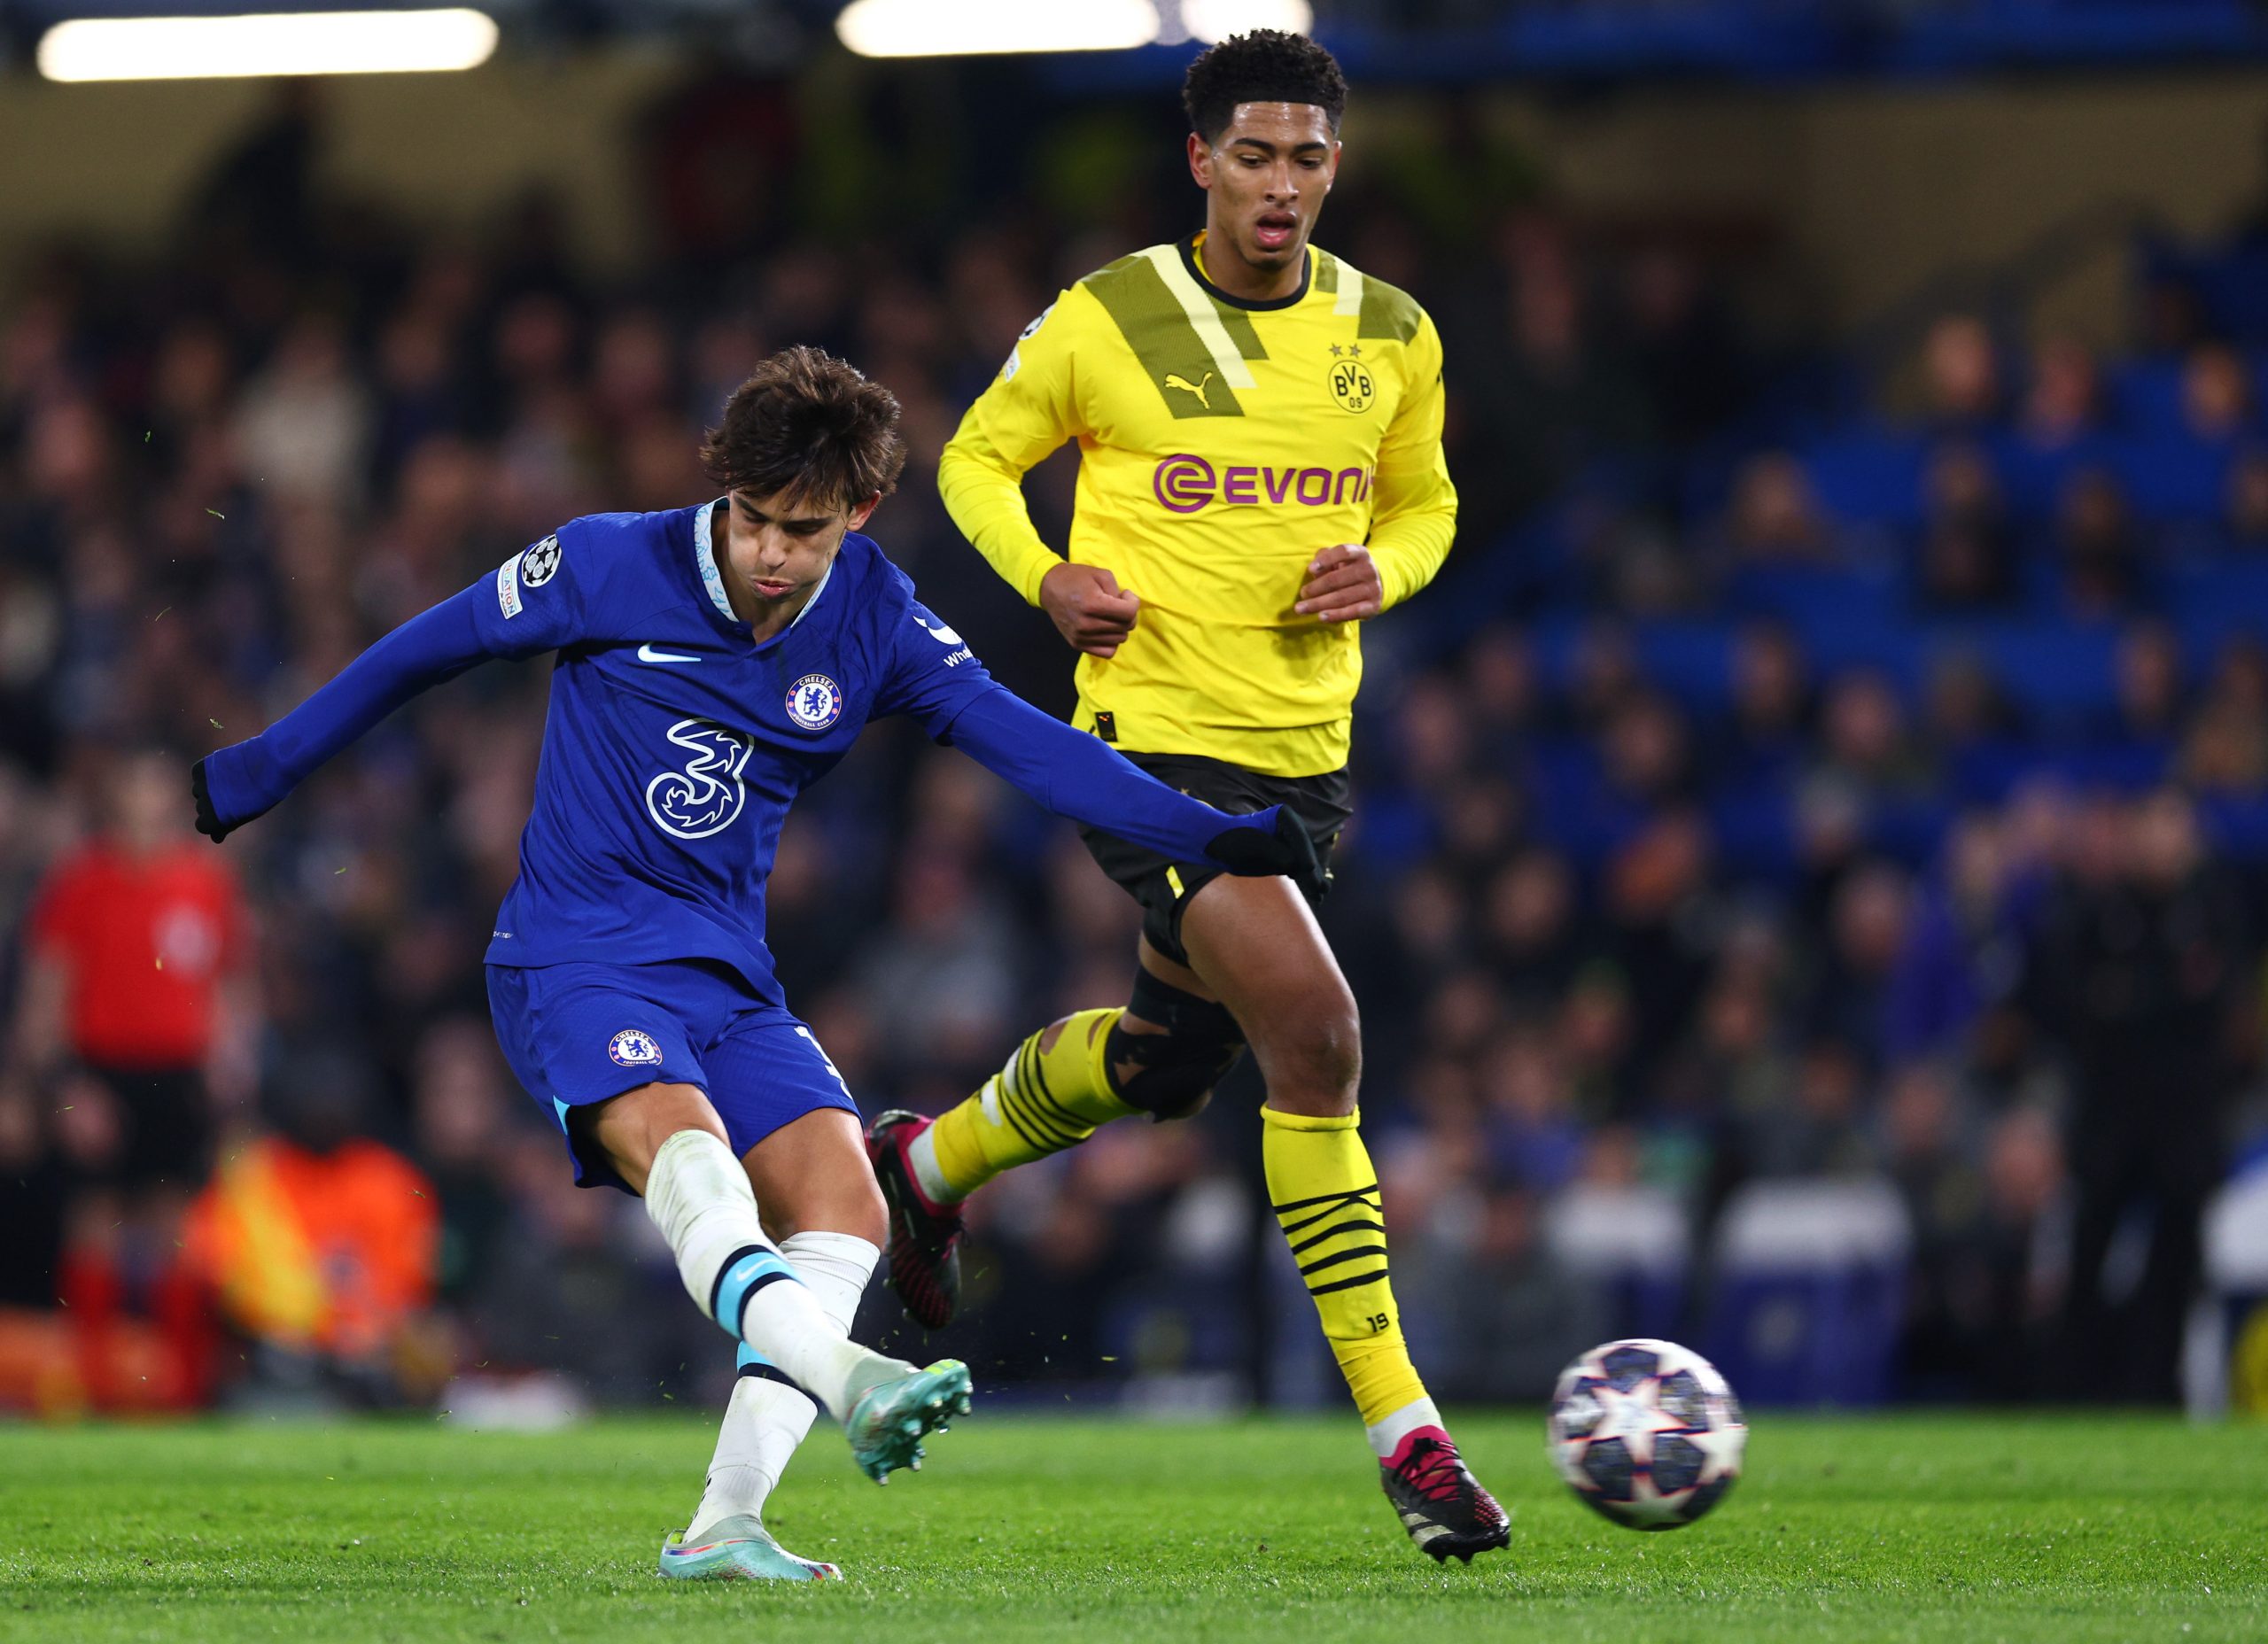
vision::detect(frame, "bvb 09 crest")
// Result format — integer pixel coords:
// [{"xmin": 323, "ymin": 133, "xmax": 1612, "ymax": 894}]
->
[{"xmin": 1328, "ymin": 358, "xmax": 1375, "ymax": 413}]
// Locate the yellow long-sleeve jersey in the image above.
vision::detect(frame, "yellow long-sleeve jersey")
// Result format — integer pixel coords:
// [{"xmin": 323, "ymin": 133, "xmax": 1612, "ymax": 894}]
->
[{"xmin": 939, "ymin": 233, "xmax": 1456, "ymax": 779}]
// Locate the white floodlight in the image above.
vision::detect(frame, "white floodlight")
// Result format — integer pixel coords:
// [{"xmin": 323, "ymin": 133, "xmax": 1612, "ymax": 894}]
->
[
  {"xmin": 38, "ymin": 9, "xmax": 500, "ymax": 83},
  {"xmin": 1181, "ymin": 0, "xmax": 1314, "ymax": 45},
  {"xmin": 836, "ymin": 0, "xmax": 1161, "ymax": 58}
]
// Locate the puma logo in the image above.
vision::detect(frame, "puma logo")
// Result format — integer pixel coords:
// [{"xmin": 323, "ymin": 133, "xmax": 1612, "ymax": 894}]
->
[{"xmin": 1164, "ymin": 371, "xmax": 1214, "ymax": 408}]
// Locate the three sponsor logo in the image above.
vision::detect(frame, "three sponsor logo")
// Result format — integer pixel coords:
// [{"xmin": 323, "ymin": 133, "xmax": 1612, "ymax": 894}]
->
[{"xmin": 644, "ymin": 718, "xmax": 756, "ymax": 839}]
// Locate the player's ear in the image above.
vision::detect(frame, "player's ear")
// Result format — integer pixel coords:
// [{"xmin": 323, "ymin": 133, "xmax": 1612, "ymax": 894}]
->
[
  {"xmin": 847, "ymin": 492, "xmax": 882, "ymax": 531},
  {"xmin": 1187, "ymin": 131, "xmax": 1213, "ymax": 190}
]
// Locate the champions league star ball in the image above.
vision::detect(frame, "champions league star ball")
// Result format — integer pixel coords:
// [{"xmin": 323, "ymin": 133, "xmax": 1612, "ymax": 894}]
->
[{"xmin": 1548, "ymin": 1338, "xmax": 1746, "ymax": 1530}]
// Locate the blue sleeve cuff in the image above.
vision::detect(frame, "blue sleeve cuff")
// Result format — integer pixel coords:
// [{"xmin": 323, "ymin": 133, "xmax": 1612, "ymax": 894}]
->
[
  {"xmin": 944, "ymin": 686, "xmax": 1264, "ymax": 865},
  {"xmin": 200, "ymin": 734, "xmax": 288, "ymax": 830}
]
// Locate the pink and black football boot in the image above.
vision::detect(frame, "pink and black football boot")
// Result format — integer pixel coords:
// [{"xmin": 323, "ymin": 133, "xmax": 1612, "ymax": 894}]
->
[
  {"xmin": 1379, "ymin": 1425, "xmax": 1511, "ymax": 1563},
  {"xmin": 866, "ymin": 1109, "xmax": 964, "ymax": 1330}
]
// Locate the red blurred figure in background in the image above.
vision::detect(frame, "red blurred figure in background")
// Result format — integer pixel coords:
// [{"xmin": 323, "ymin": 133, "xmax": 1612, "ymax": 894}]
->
[
  {"xmin": 18, "ymin": 746, "xmax": 256, "ymax": 1175},
  {"xmin": 10, "ymin": 746, "xmax": 256, "ymax": 1409}
]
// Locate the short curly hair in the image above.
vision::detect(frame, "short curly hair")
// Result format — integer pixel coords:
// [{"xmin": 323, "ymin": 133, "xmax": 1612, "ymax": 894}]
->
[
  {"xmin": 1182, "ymin": 28, "xmax": 1348, "ymax": 145},
  {"xmin": 699, "ymin": 345, "xmax": 905, "ymax": 511}
]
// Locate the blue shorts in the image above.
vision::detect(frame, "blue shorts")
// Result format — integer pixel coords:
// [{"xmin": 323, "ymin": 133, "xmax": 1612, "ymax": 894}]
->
[{"xmin": 487, "ymin": 958, "xmax": 858, "ymax": 1192}]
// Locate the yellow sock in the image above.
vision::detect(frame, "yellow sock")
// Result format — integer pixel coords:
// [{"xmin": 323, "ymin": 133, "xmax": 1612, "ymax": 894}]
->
[
  {"xmin": 927, "ymin": 1009, "xmax": 1138, "ymax": 1198},
  {"xmin": 1262, "ymin": 1105, "xmax": 1428, "ymax": 1427}
]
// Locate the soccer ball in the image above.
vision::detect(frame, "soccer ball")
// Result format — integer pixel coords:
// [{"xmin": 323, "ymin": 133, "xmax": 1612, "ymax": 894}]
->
[{"xmin": 1547, "ymin": 1338, "xmax": 1746, "ymax": 1530}]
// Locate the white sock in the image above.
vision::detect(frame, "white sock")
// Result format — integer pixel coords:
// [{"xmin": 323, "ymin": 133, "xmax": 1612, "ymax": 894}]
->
[
  {"xmin": 907, "ymin": 1124, "xmax": 960, "ymax": 1205},
  {"xmin": 642, "ymin": 1128, "xmax": 896, "ymax": 1419},
  {"xmin": 689, "ymin": 1231, "xmax": 879, "ymax": 1539},
  {"xmin": 1365, "ymin": 1396, "xmax": 1445, "ymax": 1461},
  {"xmin": 781, "ymin": 1229, "xmax": 882, "ymax": 1326}
]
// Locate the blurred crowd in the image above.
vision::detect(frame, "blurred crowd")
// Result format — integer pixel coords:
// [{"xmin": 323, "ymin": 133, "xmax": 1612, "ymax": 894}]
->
[{"xmin": 4, "ymin": 76, "xmax": 2267, "ymax": 1419}]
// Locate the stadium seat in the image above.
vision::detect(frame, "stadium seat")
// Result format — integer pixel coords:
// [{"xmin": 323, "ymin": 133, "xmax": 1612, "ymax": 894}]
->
[
  {"xmin": 1959, "ymin": 621, "xmax": 2124, "ymax": 726},
  {"xmin": 1706, "ymin": 787, "xmax": 1798, "ymax": 883},
  {"xmin": 1633, "ymin": 623, "xmax": 1737, "ymax": 713},
  {"xmin": 2169, "ymin": 562, "xmax": 2268, "ymax": 656},
  {"xmin": 1992, "ymin": 429, "xmax": 2107, "ymax": 522},
  {"xmin": 1703, "ymin": 1177, "xmax": 1912, "ymax": 1407},
  {"xmin": 2109, "ymin": 437, "xmax": 2237, "ymax": 523},
  {"xmin": 2197, "ymin": 794, "xmax": 2268, "ymax": 861},
  {"xmin": 1800, "ymin": 437, "xmax": 1930, "ymax": 531},
  {"xmin": 2107, "ymin": 358, "xmax": 2189, "ymax": 438}
]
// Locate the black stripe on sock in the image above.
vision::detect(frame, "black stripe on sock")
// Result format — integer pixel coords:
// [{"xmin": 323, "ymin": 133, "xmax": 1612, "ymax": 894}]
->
[
  {"xmin": 998, "ymin": 1082, "xmax": 1081, "ymax": 1150},
  {"xmin": 1007, "ymin": 1059, "xmax": 1089, "ymax": 1142},
  {"xmin": 707, "ymin": 1244, "xmax": 765, "ymax": 1322},
  {"xmin": 1299, "ymin": 1245, "xmax": 1390, "ymax": 1279},
  {"xmin": 1010, "ymin": 1051, "xmax": 1081, "ymax": 1137},
  {"xmin": 1277, "ymin": 1192, "xmax": 1384, "ymax": 1236},
  {"xmin": 1002, "ymin": 1102, "xmax": 1052, "ymax": 1156},
  {"xmin": 736, "ymin": 1361, "xmax": 812, "ymax": 1400},
  {"xmin": 728, "ymin": 1268, "xmax": 796, "ymax": 1338},
  {"xmin": 1022, "ymin": 1072, "xmax": 1091, "ymax": 1130},
  {"xmin": 994, "ymin": 1101, "xmax": 1052, "ymax": 1153},
  {"xmin": 1288, "ymin": 1216, "xmax": 1387, "ymax": 1256},
  {"xmin": 1027, "ymin": 1044, "xmax": 1067, "ymax": 1115},
  {"xmin": 1307, "ymin": 1268, "xmax": 1392, "ymax": 1297},
  {"xmin": 1270, "ymin": 1180, "xmax": 1381, "ymax": 1215},
  {"xmin": 1002, "ymin": 1072, "xmax": 1080, "ymax": 1136}
]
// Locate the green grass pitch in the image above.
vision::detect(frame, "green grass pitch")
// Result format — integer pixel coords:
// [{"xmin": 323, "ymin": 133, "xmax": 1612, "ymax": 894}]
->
[{"xmin": 2, "ymin": 1411, "xmax": 2262, "ymax": 1641}]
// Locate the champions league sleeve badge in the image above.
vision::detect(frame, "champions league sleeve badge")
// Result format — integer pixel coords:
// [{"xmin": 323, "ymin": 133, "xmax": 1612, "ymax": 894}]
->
[{"xmin": 521, "ymin": 534, "xmax": 563, "ymax": 585}]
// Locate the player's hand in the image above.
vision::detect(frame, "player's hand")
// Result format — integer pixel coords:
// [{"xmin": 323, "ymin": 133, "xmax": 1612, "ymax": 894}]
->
[
  {"xmin": 1040, "ymin": 562, "xmax": 1141, "ymax": 658},
  {"xmin": 1295, "ymin": 544, "xmax": 1384, "ymax": 624},
  {"xmin": 1204, "ymin": 805, "xmax": 1324, "ymax": 893},
  {"xmin": 190, "ymin": 757, "xmax": 235, "ymax": 843}
]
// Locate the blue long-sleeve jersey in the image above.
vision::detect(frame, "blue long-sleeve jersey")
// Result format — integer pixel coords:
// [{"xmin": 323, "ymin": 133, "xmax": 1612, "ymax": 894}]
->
[{"xmin": 201, "ymin": 500, "xmax": 1278, "ymax": 1003}]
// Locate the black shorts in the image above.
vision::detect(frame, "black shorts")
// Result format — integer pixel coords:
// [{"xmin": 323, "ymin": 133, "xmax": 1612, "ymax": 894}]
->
[
  {"xmin": 85, "ymin": 1064, "xmax": 213, "ymax": 1191},
  {"xmin": 1077, "ymin": 753, "xmax": 1352, "ymax": 967}
]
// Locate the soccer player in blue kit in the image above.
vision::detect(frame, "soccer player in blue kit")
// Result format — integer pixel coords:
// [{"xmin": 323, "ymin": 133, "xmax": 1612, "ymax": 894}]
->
[{"xmin": 190, "ymin": 348, "xmax": 1315, "ymax": 1582}]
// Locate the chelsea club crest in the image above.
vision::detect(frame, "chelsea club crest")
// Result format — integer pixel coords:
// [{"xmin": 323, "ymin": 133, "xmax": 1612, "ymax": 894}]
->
[
  {"xmin": 608, "ymin": 1028, "xmax": 662, "ymax": 1067},
  {"xmin": 786, "ymin": 673, "xmax": 844, "ymax": 732}
]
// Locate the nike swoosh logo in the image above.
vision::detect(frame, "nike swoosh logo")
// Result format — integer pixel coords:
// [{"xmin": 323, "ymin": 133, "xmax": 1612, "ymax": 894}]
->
[{"xmin": 637, "ymin": 644, "xmax": 703, "ymax": 663}]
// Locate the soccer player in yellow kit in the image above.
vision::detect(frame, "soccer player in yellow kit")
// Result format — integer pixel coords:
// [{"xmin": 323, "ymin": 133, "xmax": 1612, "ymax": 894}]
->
[{"xmin": 865, "ymin": 30, "xmax": 1507, "ymax": 1561}]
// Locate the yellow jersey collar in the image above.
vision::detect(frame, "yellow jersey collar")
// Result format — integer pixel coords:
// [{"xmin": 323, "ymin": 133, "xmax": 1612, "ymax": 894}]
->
[{"xmin": 1184, "ymin": 231, "xmax": 1312, "ymax": 313}]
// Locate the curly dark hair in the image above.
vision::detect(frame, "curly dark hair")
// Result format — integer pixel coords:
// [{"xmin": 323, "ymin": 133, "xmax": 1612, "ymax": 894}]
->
[
  {"xmin": 699, "ymin": 345, "xmax": 906, "ymax": 510},
  {"xmin": 1182, "ymin": 28, "xmax": 1348, "ymax": 145}
]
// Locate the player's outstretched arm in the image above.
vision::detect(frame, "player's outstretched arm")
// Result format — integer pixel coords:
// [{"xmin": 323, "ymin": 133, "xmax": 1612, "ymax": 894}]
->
[
  {"xmin": 192, "ymin": 584, "xmax": 501, "ymax": 842},
  {"xmin": 940, "ymin": 686, "xmax": 1320, "ymax": 886}
]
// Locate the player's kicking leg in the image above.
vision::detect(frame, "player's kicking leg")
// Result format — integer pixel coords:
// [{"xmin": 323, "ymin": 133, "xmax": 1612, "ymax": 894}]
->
[
  {"xmin": 573, "ymin": 1085, "xmax": 971, "ymax": 1581},
  {"xmin": 655, "ymin": 1107, "xmax": 885, "ymax": 1580},
  {"xmin": 879, "ymin": 877, "xmax": 1504, "ymax": 1563}
]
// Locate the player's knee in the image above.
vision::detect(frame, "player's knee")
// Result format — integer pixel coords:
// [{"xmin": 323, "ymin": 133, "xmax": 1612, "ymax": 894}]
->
[
  {"xmin": 767, "ymin": 1177, "xmax": 888, "ymax": 1249},
  {"xmin": 1105, "ymin": 972, "xmax": 1246, "ymax": 1121},
  {"xmin": 1251, "ymin": 989, "xmax": 1361, "ymax": 1118},
  {"xmin": 842, "ymin": 1170, "xmax": 889, "ymax": 1247},
  {"xmin": 584, "ymin": 1082, "xmax": 728, "ymax": 1190}
]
